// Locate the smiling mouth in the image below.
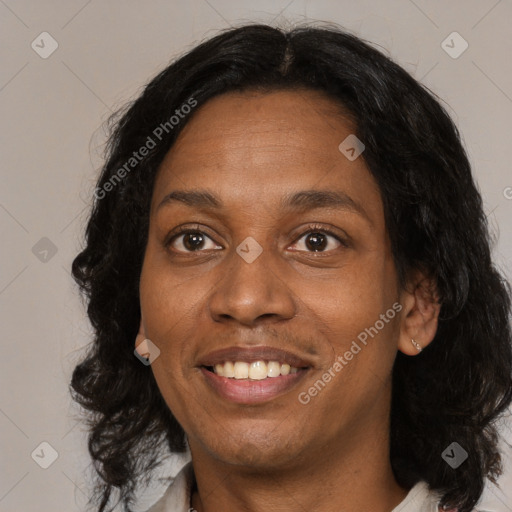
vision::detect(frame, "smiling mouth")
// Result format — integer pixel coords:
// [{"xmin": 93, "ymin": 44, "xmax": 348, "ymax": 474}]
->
[
  {"xmin": 201, "ymin": 362, "xmax": 310, "ymax": 404},
  {"xmin": 204, "ymin": 360, "xmax": 305, "ymax": 380}
]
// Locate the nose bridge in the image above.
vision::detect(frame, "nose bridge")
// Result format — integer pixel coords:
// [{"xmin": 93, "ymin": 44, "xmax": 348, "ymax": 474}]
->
[{"xmin": 208, "ymin": 238, "xmax": 296, "ymax": 325}]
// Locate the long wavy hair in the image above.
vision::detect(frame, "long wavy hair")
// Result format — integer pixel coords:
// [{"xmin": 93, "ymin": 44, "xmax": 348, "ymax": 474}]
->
[{"xmin": 70, "ymin": 23, "xmax": 512, "ymax": 512}]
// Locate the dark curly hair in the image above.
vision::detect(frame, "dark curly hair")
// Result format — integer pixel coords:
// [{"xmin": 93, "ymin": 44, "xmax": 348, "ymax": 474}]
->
[{"xmin": 70, "ymin": 23, "xmax": 512, "ymax": 512}]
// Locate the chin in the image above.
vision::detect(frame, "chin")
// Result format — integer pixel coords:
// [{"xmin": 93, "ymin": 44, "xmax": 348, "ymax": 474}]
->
[{"xmin": 206, "ymin": 428, "xmax": 304, "ymax": 470}]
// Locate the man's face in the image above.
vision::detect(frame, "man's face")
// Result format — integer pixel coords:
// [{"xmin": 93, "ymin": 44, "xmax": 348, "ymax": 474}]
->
[{"xmin": 140, "ymin": 89, "xmax": 402, "ymax": 470}]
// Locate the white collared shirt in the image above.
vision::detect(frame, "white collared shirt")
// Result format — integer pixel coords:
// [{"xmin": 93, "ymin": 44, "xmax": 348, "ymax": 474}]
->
[{"xmin": 145, "ymin": 462, "xmax": 445, "ymax": 512}]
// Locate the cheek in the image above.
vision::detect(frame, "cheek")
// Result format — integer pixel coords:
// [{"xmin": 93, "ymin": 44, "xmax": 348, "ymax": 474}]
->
[
  {"xmin": 301, "ymin": 268, "xmax": 399, "ymax": 425},
  {"xmin": 139, "ymin": 255, "xmax": 204, "ymax": 424},
  {"xmin": 299, "ymin": 253, "xmax": 397, "ymax": 346},
  {"xmin": 299, "ymin": 250, "xmax": 400, "ymax": 415},
  {"xmin": 139, "ymin": 249, "xmax": 202, "ymax": 368}
]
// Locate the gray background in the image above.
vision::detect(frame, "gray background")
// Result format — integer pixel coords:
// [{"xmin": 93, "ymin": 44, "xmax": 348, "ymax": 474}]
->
[{"xmin": 1, "ymin": 1, "xmax": 512, "ymax": 511}]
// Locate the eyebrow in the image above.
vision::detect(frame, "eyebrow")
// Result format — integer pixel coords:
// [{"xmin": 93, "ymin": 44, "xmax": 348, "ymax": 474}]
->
[
  {"xmin": 280, "ymin": 190, "xmax": 371, "ymax": 223},
  {"xmin": 157, "ymin": 189, "xmax": 372, "ymax": 225}
]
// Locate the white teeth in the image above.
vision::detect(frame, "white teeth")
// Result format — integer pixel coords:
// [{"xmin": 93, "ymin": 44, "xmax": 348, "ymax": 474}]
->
[
  {"xmin": 223, "ymin": 361, "xmax": 235, "ymax": 378},
  {"xmin": 212, "ymin": 360, "xmax": 301, "ymax": 379},
  {"xmin": 249, "ymin": 361, "xmax": 267, "ymax": 380},
  {"xmin": 234, "ymin": 361, "xmax": 249, "ymax": 379},
  {"xmin": 267, "ymin": 361, "xmax": 281, "ymax": 378}
]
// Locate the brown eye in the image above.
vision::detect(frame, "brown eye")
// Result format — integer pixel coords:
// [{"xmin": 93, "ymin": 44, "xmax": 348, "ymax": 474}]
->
[
  {"xmin": 289, "ymin": 227, "xmax": 347, "ymax": 253},
  {"xmin": 167, "ymin": 230, "xmax": 222, "ymax": 253},
  {"xmin": 182, "ymin": 232, "xmax": 206, "ymax": 251},
  {"xmin": 304, "ymin": 232, "xmax": 329, "ymax": 252}
]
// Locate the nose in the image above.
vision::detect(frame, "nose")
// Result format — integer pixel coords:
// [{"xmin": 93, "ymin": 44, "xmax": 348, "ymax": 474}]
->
[{"xmin": 207, "ymin": 244, "xmax": 297, "ymax": 327}]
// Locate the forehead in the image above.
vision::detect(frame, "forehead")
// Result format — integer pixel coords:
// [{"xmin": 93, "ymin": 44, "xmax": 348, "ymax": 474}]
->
[
  {"xmin": 162, "ymin": 89, "xmax": 354, "ymax": 167},
  {"xmin": 151, "ymin": 89, "xmax": 382, "ymax": 224}
]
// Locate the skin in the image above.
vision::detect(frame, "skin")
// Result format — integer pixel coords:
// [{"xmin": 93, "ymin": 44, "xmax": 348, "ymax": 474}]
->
[{"xmin": 138, "ymin": 89, "xmax": 441, "ymax": 512}]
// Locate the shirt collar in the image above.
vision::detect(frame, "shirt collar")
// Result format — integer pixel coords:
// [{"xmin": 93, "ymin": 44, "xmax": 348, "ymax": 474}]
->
[{"xmin": 147, "ymin": 463, "xmax": 443, "ymax": 512}]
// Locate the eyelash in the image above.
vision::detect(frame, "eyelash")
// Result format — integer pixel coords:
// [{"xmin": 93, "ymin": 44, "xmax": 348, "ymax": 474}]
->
[{"xmin": 165, "ymin": 223, "xmax": 349, "ymax": 254}]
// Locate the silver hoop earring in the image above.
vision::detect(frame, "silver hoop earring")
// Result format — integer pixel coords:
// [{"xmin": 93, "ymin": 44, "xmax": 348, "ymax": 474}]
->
[{"xmin": 411, "ymin": 338, "xmax": 422, "ymax": 352}]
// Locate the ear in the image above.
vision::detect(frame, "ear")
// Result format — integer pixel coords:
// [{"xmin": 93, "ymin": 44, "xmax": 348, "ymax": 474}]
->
[{"xmin": 397, "ymin": 269, "xmax": 441, "ymax": 356}]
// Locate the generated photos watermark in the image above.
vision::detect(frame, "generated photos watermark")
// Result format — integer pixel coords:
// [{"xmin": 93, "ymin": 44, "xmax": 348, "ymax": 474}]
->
[
  {"xmin": 94, "ymin": 97, "xmax": 198, "ymax": 200},
  {"xmin": 298, "ymin": 301, "xmax": 403, "ymax": 405}
]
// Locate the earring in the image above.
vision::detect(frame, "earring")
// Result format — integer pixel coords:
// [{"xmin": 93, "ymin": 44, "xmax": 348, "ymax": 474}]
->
[{"xmin": 411, "ymin": 338, "xmax": 422, "ymax": 352}]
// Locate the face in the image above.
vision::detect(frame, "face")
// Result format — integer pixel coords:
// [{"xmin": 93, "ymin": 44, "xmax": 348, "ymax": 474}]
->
[{"xmin": 139, "ymin": 89, "xmax": 403, "ymax": 470}]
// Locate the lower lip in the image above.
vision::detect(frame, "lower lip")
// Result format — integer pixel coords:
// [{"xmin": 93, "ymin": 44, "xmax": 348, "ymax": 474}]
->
[{"xmin": 200, "ymin": 367, "xmax": 309, "ymax": 404}]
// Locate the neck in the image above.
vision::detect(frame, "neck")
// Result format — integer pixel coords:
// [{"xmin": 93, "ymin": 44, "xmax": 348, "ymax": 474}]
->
[{"xmin": 189, "ymin": 418, "xmax": 409, "ymax": 512}]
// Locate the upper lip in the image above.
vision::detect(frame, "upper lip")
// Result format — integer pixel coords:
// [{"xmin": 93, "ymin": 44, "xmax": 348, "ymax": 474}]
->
[{"xmin": 198, "ymin": 346, "xmax": 313, "ymax": 368}]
